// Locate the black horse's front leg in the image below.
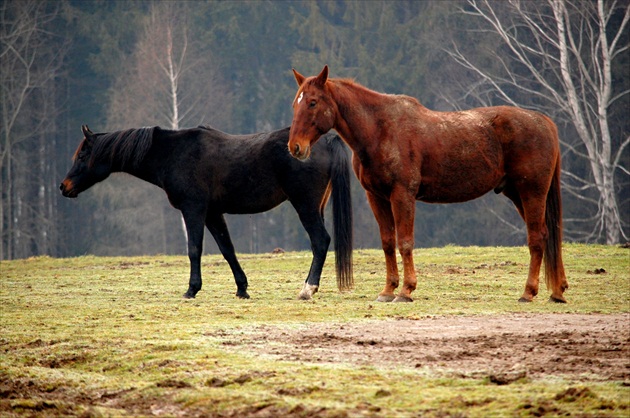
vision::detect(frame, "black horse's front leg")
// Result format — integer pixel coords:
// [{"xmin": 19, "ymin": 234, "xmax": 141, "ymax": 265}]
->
[{"xmin": 181, "ymin": 210, "xmax": 205, "ymax": 299}]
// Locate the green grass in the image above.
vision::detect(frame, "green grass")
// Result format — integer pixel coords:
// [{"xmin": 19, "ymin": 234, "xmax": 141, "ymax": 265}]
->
[{"xmin": 1, "ymin": 243, "xmax": 628, "ymax": 417}]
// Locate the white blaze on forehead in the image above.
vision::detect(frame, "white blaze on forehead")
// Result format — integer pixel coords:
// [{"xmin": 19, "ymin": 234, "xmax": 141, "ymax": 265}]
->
[{"xmin": 297, "ymin": 91, "xmax": 304, "ymax": 104}]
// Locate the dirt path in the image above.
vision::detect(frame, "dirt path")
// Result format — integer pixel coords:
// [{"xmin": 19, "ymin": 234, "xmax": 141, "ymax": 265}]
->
[
  {"xmin": 236, "ymin": 313, "xmax": 630, "ymax": 382},
  {"xmin": 2, "ymin": 314, "xmax": 628, "ymax": 418}
]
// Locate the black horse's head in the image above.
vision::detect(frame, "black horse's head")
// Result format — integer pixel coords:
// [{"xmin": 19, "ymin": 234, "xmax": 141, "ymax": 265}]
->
[{"xmin": 60, "ymin": 125, "xmax": 112, "ymax": 198}]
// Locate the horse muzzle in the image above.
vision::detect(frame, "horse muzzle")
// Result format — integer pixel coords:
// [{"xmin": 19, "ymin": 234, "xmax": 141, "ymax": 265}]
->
[
  {"xmin": 59, "ymin": 179, "xmax": 78, "ymax": 198},
  {"xmin": 289, "ymin": 141, "xmax": 311, "ymax": 161}
]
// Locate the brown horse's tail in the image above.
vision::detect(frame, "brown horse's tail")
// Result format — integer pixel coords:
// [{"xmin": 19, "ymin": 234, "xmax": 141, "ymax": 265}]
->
[
  {"xmin": 329, "ymin": 135, "xmax": 354, "ymax": 291},
  {"xmin": 544, "ymin": 153, "xmax": 566, "ymax": 292}
]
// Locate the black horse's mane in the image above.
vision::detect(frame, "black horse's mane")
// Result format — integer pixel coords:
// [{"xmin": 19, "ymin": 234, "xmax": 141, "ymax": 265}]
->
[{"xmin": 91, "ymin": 127, "xmax": 156, "ymax": 170}]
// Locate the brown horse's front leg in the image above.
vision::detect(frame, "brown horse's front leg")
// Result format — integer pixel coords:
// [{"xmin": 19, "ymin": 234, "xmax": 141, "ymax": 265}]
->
[
  {"xmin": 390, "ymin": 189, "xmax": 417, "ymax": 302},
  {"xmin": 366, "ymin": 191, "xmax": 399, "ymax": 302}
]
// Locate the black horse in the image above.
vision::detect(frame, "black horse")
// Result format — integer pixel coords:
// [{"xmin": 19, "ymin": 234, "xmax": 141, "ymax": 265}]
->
[{"xmin": 60, "ymin": 125, "xmax": 353, "ymax": 300}]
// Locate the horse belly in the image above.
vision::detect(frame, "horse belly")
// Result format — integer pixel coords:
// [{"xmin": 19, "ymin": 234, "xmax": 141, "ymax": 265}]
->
[
  {"xmin": 209, "ymin": 171, "xmax": 287, "ymax": 214},
  {"xmin": 417, "ymin": 149, "xmax": 504, "ymax": 204},
  {"xmin": 417, "ymin": 178, "xmax": 498, "ymax": 203},
  {"xmin": 223, "ymin": 187, "xmax": 286, "ymax": 214}
]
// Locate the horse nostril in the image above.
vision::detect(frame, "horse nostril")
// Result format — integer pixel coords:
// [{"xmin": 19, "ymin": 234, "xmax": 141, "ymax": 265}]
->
[
  {"xmin": 294, "ymin": 143, "xmax": 301, "ymax": 155},
  {"xmin": 59, "ymin": 183, "xmax": 64, "ymax": 191}
]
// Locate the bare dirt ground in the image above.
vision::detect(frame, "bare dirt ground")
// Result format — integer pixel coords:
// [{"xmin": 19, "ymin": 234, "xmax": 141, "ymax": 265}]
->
[
  {"xmin": 240, "ymin": 313, "xmax": 630, "ymax": 382},
  {"xmin": 3, "ymin": 314, "xmax": 628, "ymax": 417}
]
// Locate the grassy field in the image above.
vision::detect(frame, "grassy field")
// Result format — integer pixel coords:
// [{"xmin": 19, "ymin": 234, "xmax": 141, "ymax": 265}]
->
[{"xmin": 1, "ymin": 243, "xmax": 628, "ymax": 417}]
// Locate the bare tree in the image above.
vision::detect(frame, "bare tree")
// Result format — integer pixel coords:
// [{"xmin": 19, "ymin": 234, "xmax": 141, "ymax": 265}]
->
[
  {"xmin": 443, "ymin": 0, "xmax": 629, "ymax": 244},
  {"xmin": 108, "ymin": 2, "xmax": 231, "ymax": 131},
  {"xmin": 1, "ymin": 0, "xmax": 66, "ymax": 259}
]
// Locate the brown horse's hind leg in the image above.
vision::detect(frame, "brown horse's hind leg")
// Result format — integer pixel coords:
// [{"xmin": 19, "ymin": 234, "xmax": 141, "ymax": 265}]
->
[
  {"xmin": 521, "ymin": 244, "xmax": 543, "ymax": 302},
  {"xmin": 503, "ymin": 187, "xmax": 538, "ymax": 302},
  {"xmin": 516, "ymin": 191, "xmax": 548, "ymax": 303},
  {"xmin": 366, "ymin": 191, "xmax": 399, "ymax": 302}
]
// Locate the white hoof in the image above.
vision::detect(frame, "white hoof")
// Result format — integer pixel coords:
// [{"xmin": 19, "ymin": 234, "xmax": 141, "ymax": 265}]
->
[{"xmin": 298, "ymin": 283, "xmax": 318, "ymax": 300}]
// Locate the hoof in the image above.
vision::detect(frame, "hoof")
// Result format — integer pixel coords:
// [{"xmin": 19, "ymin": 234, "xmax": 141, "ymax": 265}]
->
[
  {"xmin": 376, "ymin": 294, "xmax": 395, "ymax": 302},
  {"xmin": 183, "ymin": 291, "xmax": 196, "ymax": 299},
  {"xmin": 518, "ymin": 297, "xmax": 533, "ymax": 303},
  {"xmin": 393, "ymin": 295, "xmax": 413, "ymax": 303},
  {"xmin": 549, "ymin": 295, "xmax": 567, "ymax": 303},
  {"xmin": 298, "ymin": 292, "xmax": 312, "ymax": 301},
  {"xmin": 236, "ymin": 291, "xmax": 250, "ymax": 299},
  {"xmin": 298, "ymin": 284, "xmax": 318, "ymax": 300}
]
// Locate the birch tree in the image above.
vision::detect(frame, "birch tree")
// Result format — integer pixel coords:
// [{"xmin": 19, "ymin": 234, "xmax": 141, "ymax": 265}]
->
[
  {"xmin": 444, "ymin": 0, "xmax": 629, "ymax": 244},
  {"xmin": 107, "ymin": 2, "xmax": 231, "ymax": 131}
]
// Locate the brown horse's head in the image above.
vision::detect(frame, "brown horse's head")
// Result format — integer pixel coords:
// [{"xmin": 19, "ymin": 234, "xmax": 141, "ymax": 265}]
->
[{"xmin": 288, "ymin": 65, "xmax": 336, "ymax": 160}]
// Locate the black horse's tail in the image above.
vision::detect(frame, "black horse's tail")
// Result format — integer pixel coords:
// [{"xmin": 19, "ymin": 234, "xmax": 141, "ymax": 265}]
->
[{"xmin": 329, "ymin": 135, "xmax": 354, "ymax": 291}]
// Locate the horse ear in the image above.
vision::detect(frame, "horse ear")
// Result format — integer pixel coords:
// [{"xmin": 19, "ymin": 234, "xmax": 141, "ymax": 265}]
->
[
  {"xmin": 314, "ymin": 65, "xmax": 329, "ymax": 86},
  {"xmin": 292, "ymin": 68, "xmax": 306, "ymax": 86},
  {"xmin": 82, "ymin": 125, "xmax": 94, "ymax": 143}
]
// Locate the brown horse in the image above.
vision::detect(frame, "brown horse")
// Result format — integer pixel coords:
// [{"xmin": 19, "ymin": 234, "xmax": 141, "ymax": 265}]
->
[{"xmin": 288, "ymin": 65, "xmax": 568, "ymax": 303}]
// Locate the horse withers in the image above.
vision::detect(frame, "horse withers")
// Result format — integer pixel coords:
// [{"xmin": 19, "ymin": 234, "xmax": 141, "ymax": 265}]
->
[
  {"xmin": 60, "ymin": 124, "xmax": 353, "ymax": 300},
  {"xmin": 288, "ymin": 65, "xmax": 568, "ymax": 303}
]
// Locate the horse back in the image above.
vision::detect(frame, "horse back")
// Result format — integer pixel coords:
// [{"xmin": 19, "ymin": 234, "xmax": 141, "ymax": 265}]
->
[
  {"xmin": 176, "ymin": 127, "xmax": 334, "ymax": 214},
  {"xmin": 406, "ymin": 106, "xmax": 559, "ymax": 203}
]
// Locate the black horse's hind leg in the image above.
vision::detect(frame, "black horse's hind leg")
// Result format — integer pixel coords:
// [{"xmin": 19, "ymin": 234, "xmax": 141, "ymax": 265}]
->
[
  {"xmin": 206, "ymin": 213, "xmax": 250, "ymax": 299},
  {"xmin": 181, "ymin": 209, "xmax": 206, "ymax": 299},
  {"xmin": 292, "ymin": 202, "xmax": 331, "ymax": 300}
]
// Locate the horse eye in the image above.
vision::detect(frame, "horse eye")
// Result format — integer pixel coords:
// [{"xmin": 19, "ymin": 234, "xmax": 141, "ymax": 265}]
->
[{"xmin": 309, "ymin": 100, "xmax": 316, "ymax": 108}]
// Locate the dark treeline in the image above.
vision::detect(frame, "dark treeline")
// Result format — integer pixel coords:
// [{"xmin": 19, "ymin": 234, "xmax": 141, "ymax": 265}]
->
[{"xmin": 2, "ymin": 0, "xmax": 628, "ymax": 260}]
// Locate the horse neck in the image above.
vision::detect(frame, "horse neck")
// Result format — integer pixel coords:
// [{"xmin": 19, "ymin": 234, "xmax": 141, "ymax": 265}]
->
[
  {"xmin": 329, "ymin": 80, "xmax": 392, "ymax": 151},
  {"xmin": 119, "ymin": 145, "xmax": 156, "ymax": 184},
  {"xmin": 100, "ymin": 128, "xmax": 158, "ymax": 182}
]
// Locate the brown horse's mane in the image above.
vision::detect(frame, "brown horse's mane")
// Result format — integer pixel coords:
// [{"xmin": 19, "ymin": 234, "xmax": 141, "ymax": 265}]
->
[
  {"xmin": 329, "ymin": 77, "xmax": 411, "ymax": 104},
  {"xmin": 329, "ymin": 78, "xmax": 374, "ymax": 95},
  {"xmin": 88, "ymin": 127, "xmax": 156, "ymax": 170},
  {"xmin": 333, "ymin": 78, "xmax": 359, "ymax": 86}
]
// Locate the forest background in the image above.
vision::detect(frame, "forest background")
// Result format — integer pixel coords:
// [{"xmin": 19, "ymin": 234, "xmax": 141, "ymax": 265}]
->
[{"xmin": 1, "ymin": 0, "xmax": 628, "ymax": 260}]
